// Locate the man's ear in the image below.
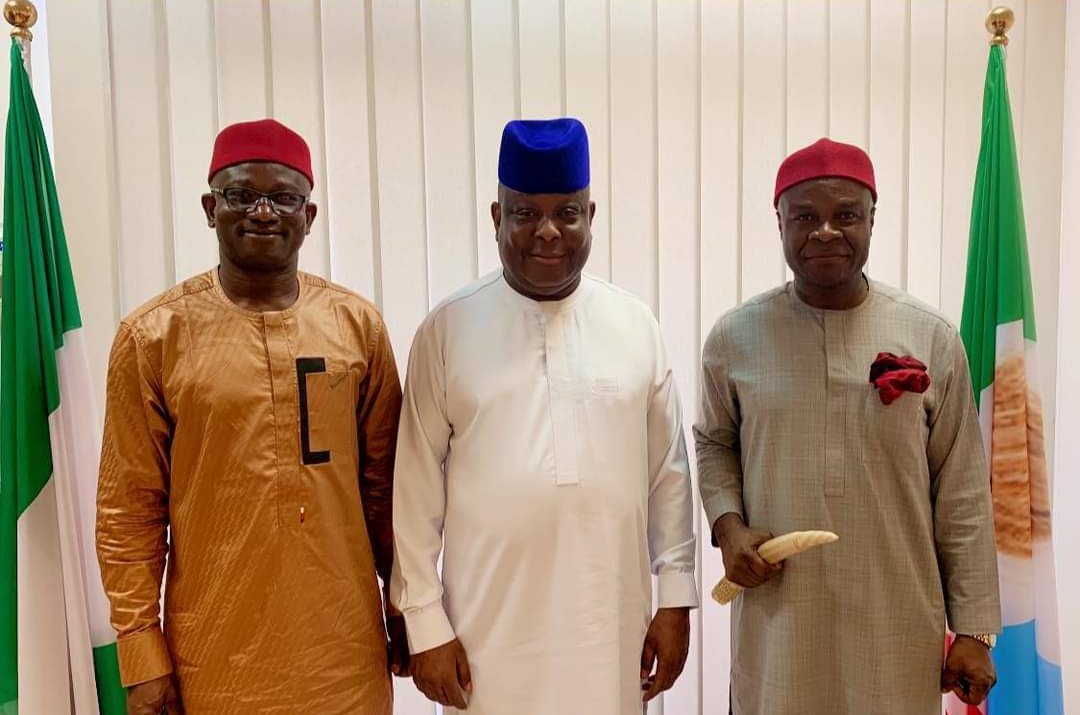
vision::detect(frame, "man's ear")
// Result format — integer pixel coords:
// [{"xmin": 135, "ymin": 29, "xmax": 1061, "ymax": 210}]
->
[{"xmin": 201, "ymin": 193, "xmax": 216, "ymax": 226}]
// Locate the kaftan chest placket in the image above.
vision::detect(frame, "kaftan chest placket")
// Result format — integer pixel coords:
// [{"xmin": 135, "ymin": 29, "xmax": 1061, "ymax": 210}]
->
[
  {"xmin": 539, "ymin": 309, "xmax": 586, "ymax": 486},
  {"xmin": 262, "ymin": 311, "xmax": 304, "ymax": 526},
  {"xmin": 823, "ymin": 310, "xmax": 847, "ymax": 497}
]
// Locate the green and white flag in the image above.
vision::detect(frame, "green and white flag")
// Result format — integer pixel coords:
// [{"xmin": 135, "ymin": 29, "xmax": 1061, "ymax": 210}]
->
[
  {"xmin": 0, "ymin": 38, "xmax": 125, "ymax": 714},
  {"xmin": 953, "ymin": 42, "xmax": 1064, "ymax": 715}
]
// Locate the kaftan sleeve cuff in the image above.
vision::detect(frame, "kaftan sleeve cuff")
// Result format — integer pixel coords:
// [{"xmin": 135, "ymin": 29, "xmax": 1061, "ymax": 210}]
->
[
  {"xmin": 947, "ymin": 610, "xmax": 1002, "ymax": 637},
  {"xmin": 117, "ymin": 626, "xmax": 174, "ymax": 687},
  {"xmin": 657, "ymin": 571, "xmax": 700, "ymax": 609},
  {"xmin": 403, "ymin": 602, "xmax": 457, "ymax": 654},
  {"xmin": 702, "ymin": 492, "xmax": 744, "ymax": 546}
]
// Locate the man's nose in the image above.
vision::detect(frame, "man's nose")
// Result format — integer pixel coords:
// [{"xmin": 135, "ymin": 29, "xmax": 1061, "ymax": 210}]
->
[
  {"xmin": 809, "ymin": 222, "xmax": 842, "ymax": 242},
  {"xmin": 535, "ymin": 216, "xmax": 560, "ymax": 241},
  {"xmin": 249, "ymin": 197, "xmax": 277, "ymax": 220}
]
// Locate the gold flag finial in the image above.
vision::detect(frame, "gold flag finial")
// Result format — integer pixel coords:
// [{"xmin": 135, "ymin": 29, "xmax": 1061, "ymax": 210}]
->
[
  {"xmin": 986, "ymin": 6, "xmax": 1014, "ymax": 47},
  {"xmin": 3, "ymin": 0, "xmax": 37, "ymax": 41}
]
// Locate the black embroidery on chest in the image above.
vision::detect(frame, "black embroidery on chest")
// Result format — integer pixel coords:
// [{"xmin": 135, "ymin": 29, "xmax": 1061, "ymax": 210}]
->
[{"xmin": 296, "ymin": 357, "xmax": 331, "ymax": 465}]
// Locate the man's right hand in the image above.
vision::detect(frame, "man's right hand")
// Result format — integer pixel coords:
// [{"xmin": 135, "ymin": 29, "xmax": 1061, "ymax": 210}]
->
[
  {"xmin": 713, "ymin": 512, "xmax": 782, "ymax": 588},
  {"xmin": 411, "ymin": 638, "xmax": 472, "ymax": 709},
  {"xmin": 127, "ymin": 673, "xmax": 183, "ymax": 715}
]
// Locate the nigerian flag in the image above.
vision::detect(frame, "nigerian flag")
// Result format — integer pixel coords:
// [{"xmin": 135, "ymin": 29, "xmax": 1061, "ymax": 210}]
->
[
  {"xmin": 0, "ymin": 39, "xmax": 125, "ymax": 714},
  {"xmin": 949, "ymin": 42, "xmax": 1064, "ymax": 715}
]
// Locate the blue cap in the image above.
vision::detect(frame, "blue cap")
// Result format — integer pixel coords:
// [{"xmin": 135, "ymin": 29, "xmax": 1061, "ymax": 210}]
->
[{"xmin": 498, "ymin": 118, "xmax": 590, "ymax": 194}]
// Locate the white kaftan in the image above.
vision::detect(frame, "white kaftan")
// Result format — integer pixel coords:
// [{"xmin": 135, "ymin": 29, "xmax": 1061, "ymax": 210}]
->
[{"xmin": 391, "ymin": 271, "xmax": 699, "ymax": 715}]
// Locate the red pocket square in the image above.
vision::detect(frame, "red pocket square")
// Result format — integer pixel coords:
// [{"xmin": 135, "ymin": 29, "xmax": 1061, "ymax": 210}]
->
[{"xmin": 869, "ymin": 352, "xmax": 930, "ymax": 405}]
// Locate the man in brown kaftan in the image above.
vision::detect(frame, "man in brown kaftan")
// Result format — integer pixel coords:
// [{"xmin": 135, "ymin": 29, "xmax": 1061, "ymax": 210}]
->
[{"xmin": 96, "ymin": 119, "xmax": 406, "ymax": 715}]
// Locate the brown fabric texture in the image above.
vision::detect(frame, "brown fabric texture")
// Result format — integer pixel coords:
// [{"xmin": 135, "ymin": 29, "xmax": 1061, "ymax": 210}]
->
[{"xmin": 96, "ymin": 269, "xmax": 400, "ymax": 715}]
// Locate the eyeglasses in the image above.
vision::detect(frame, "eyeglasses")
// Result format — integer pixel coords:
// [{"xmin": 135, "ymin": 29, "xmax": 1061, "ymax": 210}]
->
[{"xmin": 212, "ymin": 187, "xmax": 309, "ymax": 216}]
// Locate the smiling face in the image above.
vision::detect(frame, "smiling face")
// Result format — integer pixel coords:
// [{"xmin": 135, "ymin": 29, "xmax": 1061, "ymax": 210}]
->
[
  {"xmin": 777, "ymin": 177, "xmax": 875, "ymax": 307},
  {"xmin": 491, "ymin": 184, "xmax": 596, "ymax": 301},
  {"xmin": 201, "ymin": 161, "xmax": 317, "ymax": 274}
]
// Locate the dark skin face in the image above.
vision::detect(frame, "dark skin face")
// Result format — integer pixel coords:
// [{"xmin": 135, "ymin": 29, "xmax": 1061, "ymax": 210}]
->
[
  {"xmin": 491, "ymin": 184, "xmax": 596, "ymax": 301},
  {"xmin": 776, "ymin": 177, "xmax": 875, "ymax": 310},
  {"xmin": 200, "ymin": 161, "xmax": 317, "ymax": 311}
]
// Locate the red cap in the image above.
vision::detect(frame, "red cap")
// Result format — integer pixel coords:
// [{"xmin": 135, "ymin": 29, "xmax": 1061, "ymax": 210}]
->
[
  {"xmin": 773, "ymin": 137, "xmax": 876, "ymax": 207},
  {"xmin": 207, "ymin": 119, "xmax": 313, "ymax": 187}
]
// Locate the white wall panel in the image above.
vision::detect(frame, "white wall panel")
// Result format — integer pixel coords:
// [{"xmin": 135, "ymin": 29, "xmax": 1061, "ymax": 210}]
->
[
  {"xmin": 469, "ymin": 0, "xmax": 517, "ymax": 276},
  {"xmin": 319, "ymin": 0, "xmax": 377, "ymax": 299},
  {"xmin": 787, "ymin": 0, "xmax": 829, "ymax": 150},
  {"xmin": 741, "ymin": 0, "xmax": 786, "ymax": 299},
  {"xmin": 213, "ymin": 0, "xmax": 270, "ymax": 126},
  {"xmin": 420, "ymin": 0, "xmax": 477, "ymax": 306},
  {"xmin": 905, "ymin": 0, "xmax": 947, "ymax": 308},
  {"xmin": 866, "ymin": 0, "xmax": 907, "ymax": 288},
  {"xmin": 164, "ymin": 0, "xmax": 218, "ymax": 283},
  {"xmin": 517, "ymin": 0, "xmax": 562, "ymax": 118},
  {"xmin": 829, "ymin": 0, "xmax": 870, "ymax": 147},
  {"xmin": 370, "ymin": 0, "xmax": 430, "ymax": 373},
  {"xmin": 1005, "ymin": 0, "xmax": 1028, "ymax": 157},
  {"xmin": 267, "ymin": 0, "xmax": 330, "ymax": 278},
  {"xmin": 610, "ymin": 0, "xmax": 658, "ymax": 310},
  {"xmin": 108, "ymin": 0, "xmax": 173, "ymax": 309},
  {"xmin": 657, "ymin": 5, "xmax": 701, "ymax": 712}
]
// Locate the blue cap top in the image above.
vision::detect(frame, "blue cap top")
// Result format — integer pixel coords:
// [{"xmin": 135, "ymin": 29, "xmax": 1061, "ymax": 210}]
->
[{"xmin": 497, "ymin": 118, "xmax": 590, "ymax": 194}]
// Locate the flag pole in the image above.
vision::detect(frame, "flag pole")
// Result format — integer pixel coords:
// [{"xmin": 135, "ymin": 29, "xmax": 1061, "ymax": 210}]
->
[
  {"xmin": 986, "ymin": 6, "xmax": 1014, "ymax": 47},
  {"xmin": 2, "ymin": 0, "xmax": 36, "ymax": 78}
]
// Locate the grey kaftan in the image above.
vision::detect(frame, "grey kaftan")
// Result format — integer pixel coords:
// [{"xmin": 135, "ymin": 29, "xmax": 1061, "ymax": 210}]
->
[{"xmin": 694, "ymin": 281, "xmax": 1000, "ymax": 715}]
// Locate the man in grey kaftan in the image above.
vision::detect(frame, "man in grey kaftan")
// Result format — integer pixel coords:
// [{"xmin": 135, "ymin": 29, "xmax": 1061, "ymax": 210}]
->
[{"xmin": 695, "ymin": 138, "xmax": 1000, "ymax": 715}]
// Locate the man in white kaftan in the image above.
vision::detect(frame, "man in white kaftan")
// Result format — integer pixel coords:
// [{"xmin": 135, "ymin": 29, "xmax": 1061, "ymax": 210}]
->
[{"xmin": 391, "ymin": 118, "xmax": 699, "ymax": 715}]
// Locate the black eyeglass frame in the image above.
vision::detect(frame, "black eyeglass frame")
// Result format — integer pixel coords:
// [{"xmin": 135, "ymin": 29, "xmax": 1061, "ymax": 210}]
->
[{"xmin": 210, "ymin": 187, "xmax": 310, "ymax": 216}]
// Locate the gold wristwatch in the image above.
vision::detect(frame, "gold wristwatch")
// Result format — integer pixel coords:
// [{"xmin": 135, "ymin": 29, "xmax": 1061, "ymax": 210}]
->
[{"xmin": 961, "ymin": 633, "xmax": 997, "ymax": 649}]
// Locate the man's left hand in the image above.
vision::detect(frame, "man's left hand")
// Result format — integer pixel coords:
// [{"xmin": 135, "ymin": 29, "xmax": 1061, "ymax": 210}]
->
[
  {"xmin": 386, "ymin": 606, "xmax": 411, "ymax": 677},
  {"xmin": 640, "ymin": 607, "xmax": 690, "ymax": 702},
  {"xmin": 941, "ymin": 635, "xmax": 997, "ymax": 705}
]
